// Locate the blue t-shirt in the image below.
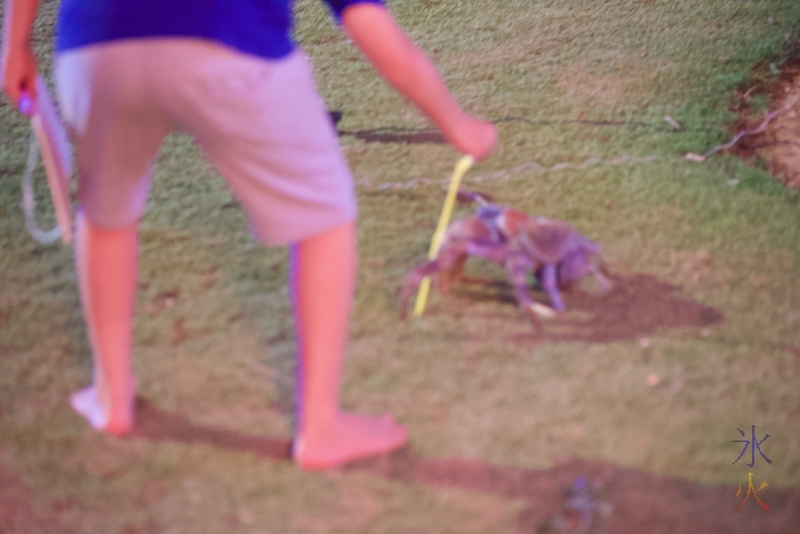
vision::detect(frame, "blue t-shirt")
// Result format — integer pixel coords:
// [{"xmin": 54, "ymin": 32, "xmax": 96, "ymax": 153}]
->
[{"xmin": 56, "ymin": 0, "xmax": 384, "ymax": 59}]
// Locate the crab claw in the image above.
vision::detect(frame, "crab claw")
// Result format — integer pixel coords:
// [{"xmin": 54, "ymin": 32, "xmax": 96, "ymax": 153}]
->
[
  {"xmin": 527, "ymin": 302, "xmax": 557, "ymax": 318},
  {"xmin": 594, "ymin": 271, "xmax": 612, "ymax": 292}
]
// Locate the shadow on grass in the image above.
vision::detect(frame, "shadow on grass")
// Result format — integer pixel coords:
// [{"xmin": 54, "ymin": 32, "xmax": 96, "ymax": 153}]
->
[
  {"xmin": 338, "ymin": 126, "xmax": 446, "ymax": 145},
  {"xmin": 542, "ymin": 273, "xmax": 724, "ymax": 343},
  {"xmin": 334, "ymin": 117, "xmax": 717, "ymax": 146},
  {"xmin": 452, "ymin": 273, "xmax": 724, "ymax": 344},
  {"xmin": 124, "ymin": 399, "xmax": 798, "ymax": 534},
  {"xmin": 131, "ymin": 398, "xmax": 293, "ymax": 460}
]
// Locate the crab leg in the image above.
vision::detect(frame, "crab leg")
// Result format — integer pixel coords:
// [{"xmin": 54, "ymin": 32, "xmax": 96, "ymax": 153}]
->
[
  {"xmin": 400, "ymin": 247, "xmax": 466, "ymax": 319},
  {"xmin": 540, "ymin": 263, "xmax": 565, "ymax": 312}
]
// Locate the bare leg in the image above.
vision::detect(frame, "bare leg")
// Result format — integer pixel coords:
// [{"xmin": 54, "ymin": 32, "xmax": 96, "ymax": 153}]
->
[
  {"xmin": 290, "ymin": 222, "xmax": 407, "ymax": 470},
  {"xmin": 70, "ymin": 211, "xmax": 137, "ymax": 436}
]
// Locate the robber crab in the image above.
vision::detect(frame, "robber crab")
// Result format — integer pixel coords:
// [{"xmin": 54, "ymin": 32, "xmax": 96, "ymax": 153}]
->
[{"xmin": 400, "ymin": 192, "xmax": 611, "ymax": 322}]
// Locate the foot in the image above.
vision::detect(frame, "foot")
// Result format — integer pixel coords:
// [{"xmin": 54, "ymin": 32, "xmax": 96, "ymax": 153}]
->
[
  {"xmin": 293, "ymin": 411, "xmax": 408, "ymax": 471},
  {"xmin": 70, "ymin": 386, "xmax": 134, "ymax": 436}
]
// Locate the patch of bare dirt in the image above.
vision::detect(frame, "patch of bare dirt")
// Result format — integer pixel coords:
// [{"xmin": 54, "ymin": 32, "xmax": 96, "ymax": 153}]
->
[
  {"xmin": 541, "ymin": 273, "xmax": 723, "ymax": 343},
  {"xmin": 350, "ymin": 452, "xmax": 800, "ymax": 534},
  {"xmin": 450, "ymin": 272, "xmax": 723, "ymax": 343},
  {"xmin": 732, "ymin": 60, "xmax": 800, "ymax": 189}
]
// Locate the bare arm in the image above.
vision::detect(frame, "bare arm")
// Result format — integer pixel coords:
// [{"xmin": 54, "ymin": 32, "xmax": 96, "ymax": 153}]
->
[
  {"xmin": 1, "ymin": 0, "xmax": 40, "ymax": 106},
  {"xmin": 341, "ymin": 3, "xmax": 496, "ymax": 161}
]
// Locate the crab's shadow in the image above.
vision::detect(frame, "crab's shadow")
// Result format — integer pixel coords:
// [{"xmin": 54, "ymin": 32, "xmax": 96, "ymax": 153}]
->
[{"xmin": 449, "ymin": 272, "xmax": 723, "ymax": 343}]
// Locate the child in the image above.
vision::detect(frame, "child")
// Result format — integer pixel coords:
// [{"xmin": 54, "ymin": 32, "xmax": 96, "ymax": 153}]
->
[{"xmin": 2, "ymin": 0, "xmax": 497, "ymax": 470}]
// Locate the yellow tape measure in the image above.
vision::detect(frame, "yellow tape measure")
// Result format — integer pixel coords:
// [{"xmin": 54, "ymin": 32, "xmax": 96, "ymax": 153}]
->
[{"xmin": 413, "ymin": 155, "xmax": 475, "ymax": 317}]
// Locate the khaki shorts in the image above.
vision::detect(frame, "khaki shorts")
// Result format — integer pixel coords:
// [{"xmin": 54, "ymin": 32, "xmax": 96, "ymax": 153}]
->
[{"xmin": 55, "ymin": 38, "xmax": 356, "ymax": 245}]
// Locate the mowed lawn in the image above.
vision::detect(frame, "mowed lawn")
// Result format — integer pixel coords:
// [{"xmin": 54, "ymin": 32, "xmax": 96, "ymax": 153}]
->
[{"xmin": 1, "ymin": 1, "xmax": 799, "ymax": 532}]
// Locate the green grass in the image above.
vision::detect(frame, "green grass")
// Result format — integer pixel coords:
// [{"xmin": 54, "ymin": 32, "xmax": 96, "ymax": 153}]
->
[{"xmin": 2, "ymin": 0, "xmax": 800, "ymax": 532}]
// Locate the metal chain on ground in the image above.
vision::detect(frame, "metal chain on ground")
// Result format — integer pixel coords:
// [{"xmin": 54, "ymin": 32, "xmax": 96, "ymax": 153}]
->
[
  {"xmin": 685, "ymin": 88, "xmax": 800, "ymax": 162},
  {"xmin": 355, "ymin": 154, "xmax": 663, "ymax": 191},
  {"xmin": 356, "ymin": 89, "xmax": 800, "ymax": 191}
]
